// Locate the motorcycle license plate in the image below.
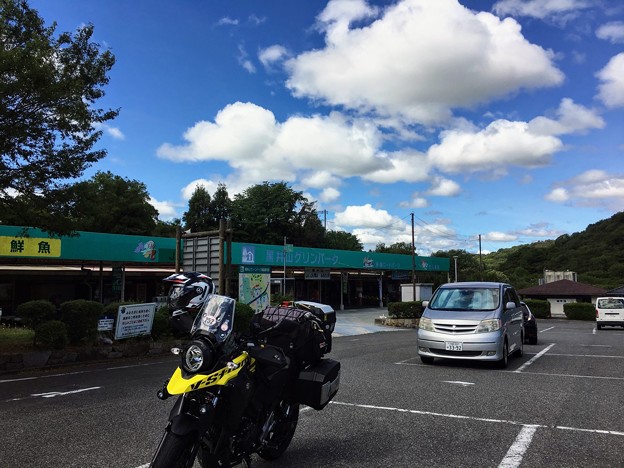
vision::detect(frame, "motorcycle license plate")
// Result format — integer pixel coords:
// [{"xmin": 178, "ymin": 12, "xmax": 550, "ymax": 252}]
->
[{"xmin": 445, "ymin": 342, "xmax": 463, "ymax": 351}]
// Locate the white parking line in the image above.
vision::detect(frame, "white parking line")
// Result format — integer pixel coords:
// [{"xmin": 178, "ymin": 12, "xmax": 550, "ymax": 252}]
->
[
  {"xmin": 540, "ymin": 326, "xmax": 555, "ymax": 333},
  {"xmin": 514, "ymin": 343, "xmax": 556, "ymax": 373},
  {"xmin": 330, "ymin": 401, "xmax": 624, "ymax": 436},
  {"xmin": 330, "ymin": 400, "xmax": 624, "ymax": 467},
  {"xmin": 498, "ymin": 425, "xmax": 538, "ymax": 468}
]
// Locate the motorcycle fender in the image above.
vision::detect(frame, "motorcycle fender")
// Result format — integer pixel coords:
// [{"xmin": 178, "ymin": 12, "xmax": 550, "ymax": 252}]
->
[{"xmin": 167, "ymin": 396, "xmax": 214, "ymax": 437}]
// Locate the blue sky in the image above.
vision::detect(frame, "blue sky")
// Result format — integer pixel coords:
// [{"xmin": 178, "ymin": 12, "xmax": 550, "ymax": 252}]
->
[{"xmin": 30, "ymin": 0, "xmax": 624, "ymax": 254}]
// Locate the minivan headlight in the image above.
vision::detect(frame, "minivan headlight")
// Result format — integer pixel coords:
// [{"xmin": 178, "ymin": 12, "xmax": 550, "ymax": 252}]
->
[
  {"xmin": 476, "ymin": 319, "xmax": 501, "ymax": 333},
  {"xmin": 418, "ymin": 317, "xmax": 434, "ymax": 331}
]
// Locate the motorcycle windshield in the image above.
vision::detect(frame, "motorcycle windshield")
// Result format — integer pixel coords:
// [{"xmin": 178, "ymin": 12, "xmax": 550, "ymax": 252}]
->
[{"xmin": 190, "ymin": 294, "xmax": 236, "ymax": 343}]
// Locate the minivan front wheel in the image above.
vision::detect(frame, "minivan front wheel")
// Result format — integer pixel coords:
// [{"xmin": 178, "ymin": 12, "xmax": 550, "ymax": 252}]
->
[{"xmin": 496, "ymin": 340, "xmax": 509, "ymax": 369}]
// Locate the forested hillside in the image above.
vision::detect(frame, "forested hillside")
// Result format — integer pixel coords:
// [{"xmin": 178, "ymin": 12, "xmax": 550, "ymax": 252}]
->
[{"xmin": 484, "ymin": 212, "xmax": 624, "ymax": 290}]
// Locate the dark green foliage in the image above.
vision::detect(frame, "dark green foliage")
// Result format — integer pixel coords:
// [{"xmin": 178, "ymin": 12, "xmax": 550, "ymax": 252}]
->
[
  {"xmin": 71, "ymin": 172, "xmax": 158, "ymax": 235},
  {"xmin": 103, "ymin": 301, "xmax": 138, "ymax": 321},
  {"xmin": 523, "ymin": 299, "xmax": 551, "ymax": 318},
  {"xmin": 231, "ymin": 181, "xmax": 323, "ymax": 247},
  {"xmin": 210, "ymin": 183, "xmax": 232, "ymax": 228},
  {"xmin": 432, "ymin": 249, "xmax": 484, "ymax": 282},
  {"xmin": 271, "ymin": 293, "xmax": 293, "ymax": 306},
  {"xmin": 234, "ymin": 302, "xmax": 255, "ymax": 334},
  {"xmin": 60, "ymin": 300, "xmax": 103, "ymax": 344},
  {"xmin": 16, "ymin": 300, "xmax": 56, "ymax": 329},
  {"xmin": 183, "ymin": 185, "xmax": 213, "ymax": 232},
  {"xmin": 388, "ymin": 301, "xmax": 424, "ymax": 319},
  {"xmin": 564, "ymin": 303, "xmax": 595, "ymax": 321},
  {"xmin": 484, "ymin": 212, "xmax": 624, "ymax": 290},
  {"xmin": 35, "ymin": 320, "xmax": 68, "ymax": 350},
  {"xmin": 375, "ymin": 242, "xmax": 412, "ymax": 254},
  {"xmin": 151, "ymin": 306, "xmax": 171, "ymax": 340},
  {"xmin": 0, "ymin": 0, "xmax": 118, "ymax": 236},
  {"xmin": 324, "ymin": 230, "xmax": 363, "ymax": 251}
]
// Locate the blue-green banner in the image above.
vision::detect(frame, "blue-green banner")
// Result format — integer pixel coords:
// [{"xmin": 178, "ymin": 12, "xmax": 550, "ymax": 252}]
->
[
  {"xmin": 0, "ymin": 226, "xmax": 176, "ymax": 263},
  {"xmin": 230, "ymin": 242, "xmax": 449, "ymax": 272}
]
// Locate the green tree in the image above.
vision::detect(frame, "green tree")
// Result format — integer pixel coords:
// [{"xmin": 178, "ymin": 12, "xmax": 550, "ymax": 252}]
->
[
  {"xmin": 432, "ymin": 249, "xmax": 482, "ymax": 282},
  {"xmin": 152, "ymin": 219, "xmax": 180, "ymax": 237},
  {"xmin": 0, "ymin": 0, "xmax": 118, "ymax": 235},
  {"xmin": 375, "ymin": 242, "xmax": 413, "ymax": 254},
  {"xmin": 324, "ymin": 230, "xmax": 363, "ymax": 251},
  {"xmin": 183, "ymin": 185, "xmax": 212, "ymax": 232},
  {"xmin": 209, "ymin": 183, "xmax": 232, "ymax": 227},
  {"xmin": 231, "ymin": 182, "xmax": 316, "ymax": 245},
  {"xmin": 72, "ymin": 171, "xmax": 158, "ymax": 234}
]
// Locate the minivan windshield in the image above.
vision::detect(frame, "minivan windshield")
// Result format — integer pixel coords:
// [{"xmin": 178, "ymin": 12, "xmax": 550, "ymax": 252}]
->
[{"xmin": 428, "ymin": 287, "xmax": 500, "ymax": 311}]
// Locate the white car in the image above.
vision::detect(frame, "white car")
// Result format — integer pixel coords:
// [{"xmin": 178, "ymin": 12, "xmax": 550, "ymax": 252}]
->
[{"xmin": 595, "ymin": 297, "xmax": 624, "ymax": 330}]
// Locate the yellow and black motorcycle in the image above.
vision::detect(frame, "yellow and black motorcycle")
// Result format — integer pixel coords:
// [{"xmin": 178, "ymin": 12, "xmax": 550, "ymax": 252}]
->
[{"xmin": 150, "ymin": 293, "xmax": 340, "ymax": 468}]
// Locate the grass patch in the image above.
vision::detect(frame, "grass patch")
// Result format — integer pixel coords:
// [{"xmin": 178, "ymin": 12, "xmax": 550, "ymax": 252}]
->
[{"xmin": 0, "ymin": 326, "xmax": 35, "ymax": 353}]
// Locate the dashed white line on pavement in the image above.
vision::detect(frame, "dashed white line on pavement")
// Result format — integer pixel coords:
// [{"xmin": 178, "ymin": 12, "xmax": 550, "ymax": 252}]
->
[
  {"xmin": 514, "ymin": 343, "xmax": 556, "ymax": 373},
  {"xmin": 498, "ymin": 425, "xmax": 538, "ymax": 468}
]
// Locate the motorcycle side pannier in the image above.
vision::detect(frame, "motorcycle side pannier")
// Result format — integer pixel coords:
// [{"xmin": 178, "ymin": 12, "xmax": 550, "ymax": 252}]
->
[{"xmin": 294, "ymin": 358, "xmax": 340, "ymax": 410}]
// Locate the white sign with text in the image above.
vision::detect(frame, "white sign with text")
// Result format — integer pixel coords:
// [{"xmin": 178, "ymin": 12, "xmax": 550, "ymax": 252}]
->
[{"xmin": 114, "ymin": 303, "xmax": 157, "ymax": 340}]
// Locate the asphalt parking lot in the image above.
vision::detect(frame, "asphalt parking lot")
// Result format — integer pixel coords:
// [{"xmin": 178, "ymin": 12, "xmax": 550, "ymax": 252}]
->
[
  {"xmin": 256, "ymin": 318, "xmax": 624, "ymax": 467},
  {"xmin": 1, "ymin": 317, "xmax": 623, "ymax": 467}
]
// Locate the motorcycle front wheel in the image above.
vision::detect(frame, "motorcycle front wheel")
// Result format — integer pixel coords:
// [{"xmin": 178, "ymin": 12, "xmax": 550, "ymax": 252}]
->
[
  {"xmin": 150, "ymin": 430, "xmax": 197, "ymax": 468},
  {"xmin": 257, "ymin": 401, "xmax": 300, "ymax": 461}
]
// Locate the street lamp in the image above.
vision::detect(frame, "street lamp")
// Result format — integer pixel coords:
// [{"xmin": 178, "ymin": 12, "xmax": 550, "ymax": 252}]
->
[{"xmin": 453, "ymin": 256, "xmax": 458, "ymax": 283}]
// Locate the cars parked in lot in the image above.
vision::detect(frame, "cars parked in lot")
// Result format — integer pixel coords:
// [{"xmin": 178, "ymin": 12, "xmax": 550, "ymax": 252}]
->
[
  {"xmin": 521, "ymin": 301, "xmax": 538, "ymax": 344},
  {"xmin": 595, "ymin": 297, "xmax": 624, "ymax": 330},
  {"xmin": 417, "ymin": 282, "xmax": 524, "ymax": 368}
]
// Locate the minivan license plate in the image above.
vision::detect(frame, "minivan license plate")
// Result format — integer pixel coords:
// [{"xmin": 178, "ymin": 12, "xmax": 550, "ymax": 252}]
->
[{"xmin": 445, "ymin": 342, "xmax": 463, "ymax": 351}]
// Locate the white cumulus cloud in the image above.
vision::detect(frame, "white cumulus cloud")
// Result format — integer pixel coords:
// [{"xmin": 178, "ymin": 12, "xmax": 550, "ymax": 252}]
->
[
  {"xmin": 596, "ymin": 53, "xmax": 624, "ymax": 108},
  {"xmin": 596, "ymin": 21, "xmax": 624, "ymax": 43},
  {"xmin": 546, "ymin": 170, "xmax": 624, "ymax": 209},
  {"xmin": 286, "ymin": 0, "xmax": 563, "ymax": 125}
]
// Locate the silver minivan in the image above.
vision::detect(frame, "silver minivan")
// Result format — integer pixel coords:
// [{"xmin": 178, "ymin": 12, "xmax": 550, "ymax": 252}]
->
[{"xmin": 417, "ymin": 282, "xmax": 524, "ymax": 368}]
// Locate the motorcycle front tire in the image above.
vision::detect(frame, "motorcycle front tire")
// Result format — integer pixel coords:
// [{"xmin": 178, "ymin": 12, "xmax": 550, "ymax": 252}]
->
[
  {"xmin": 150, "ymin": 430, "xmax": 197, "ymax": 468},
  {"xmin": 257, "ymin": 402, "xmax": 300, "ymax": 461}
]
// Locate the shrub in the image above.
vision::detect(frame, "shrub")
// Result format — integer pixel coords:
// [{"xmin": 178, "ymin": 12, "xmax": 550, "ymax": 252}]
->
[
  {"xmin": 523, "ymin": 299, "xmax": 551, "ymax": 319},
  {"xmin": 234, "ymin": 302, "xmax": 255, "ymax": 334},
  {"xmin": 564, "ymin": 302, "xmax": 595, "ymax": 321},
  {"xmin": 103, "ymin": 301, "xmax": 139, "ymax": 321},
  {"xmin": 151, "ymin": 306, "xmax": 171, "ymax": 340},
  {"xmin": 388, "ymin": 301, "xmax": 424, "ymax": 319},
  {"xmin": 271, "ymin": 293, "xmax": 293, "ymax": 306},
  {"xmin": 60, "ymin": 300, "xmax": 104, "ymax": 344},
  {"xmin": 35, "ymin": 320, "xmax": 68, "ymax": 350},
  {"xmin": 16, "ymin": 300, "xmax": 56, "ymax": 329}
]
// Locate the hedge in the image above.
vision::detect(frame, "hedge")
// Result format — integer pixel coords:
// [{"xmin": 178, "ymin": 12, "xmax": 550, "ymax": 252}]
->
[
  {"xmin": 150, "ymin": 306, "xmax": 172, "ymax": 340},
  {"xmin": 564, "ymin": 302, "xmax": 595, "ymax": 321},
  {"xmin": 234, "ymin": 302, "xmax": 255, "ymax": 334},
  {"xmin": 16, "ymin": 300, "xmax": 57, "ymax": 329},
  {"xmin": 388, "ymin": 301, "xmax": 424, "ymax": 319},
  {"xmin": 60, "ymin": 300, "xmax": 104, "ymax": 344},
  {"xmin": 35, "ymin": 320, "xmax": 69, "ymax": 350},
  {"xmin": 523, "ymin": 299, "xmax": 551, "ymax": 319}
]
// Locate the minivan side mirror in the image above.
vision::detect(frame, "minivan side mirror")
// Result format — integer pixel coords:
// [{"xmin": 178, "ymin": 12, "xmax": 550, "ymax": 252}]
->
[
  {"xmin": 422, "ymin": 301, "xmax": 429, "ymax": 307},
  {"xmin": 505, "ymin": 301, "xmax": 516, "ymax": 310}
]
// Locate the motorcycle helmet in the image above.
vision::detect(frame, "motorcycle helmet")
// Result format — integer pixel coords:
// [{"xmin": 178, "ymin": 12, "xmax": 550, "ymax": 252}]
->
[{"xmin": 163, "ymin": 272, "xmax": 214, "ymax": 316}]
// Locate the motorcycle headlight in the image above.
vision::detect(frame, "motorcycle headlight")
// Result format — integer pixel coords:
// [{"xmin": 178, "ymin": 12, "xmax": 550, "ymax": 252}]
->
[
  {"xmin": 476, "ymin": 319, "xmax": 501, "ymax": 333},
  {"xmin": 418, "ymin": 317, "xmax": 434, "ymax": 331},
  {"xmin": 182, "ymin": 340, "xmax": 214, "ymax": 374}
]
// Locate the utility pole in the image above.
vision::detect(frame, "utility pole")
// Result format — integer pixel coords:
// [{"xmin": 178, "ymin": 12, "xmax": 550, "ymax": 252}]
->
[
  {"xmin": 320, "ymin": 209, "xmax": 328, "ymax": 231},
  {"xmin": 479, "ymin": 234, "xmax": 483, "ymax": 280},
  {"xmin": 411, "ymin": 213, "xmax": 416, "ymax": 301},
  {"xmin": 453, "ymin": 255, "xmax": 458, "ymax": 283},
  {"xmin": 283, "ymin": 236, "xmax": 287, "ymax": 296}
]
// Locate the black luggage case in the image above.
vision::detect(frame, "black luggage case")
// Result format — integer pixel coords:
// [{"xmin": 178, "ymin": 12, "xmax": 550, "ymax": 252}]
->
[{"xmin": 295, "ymin": 358, "xmax": 340, "ymax": 410}]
